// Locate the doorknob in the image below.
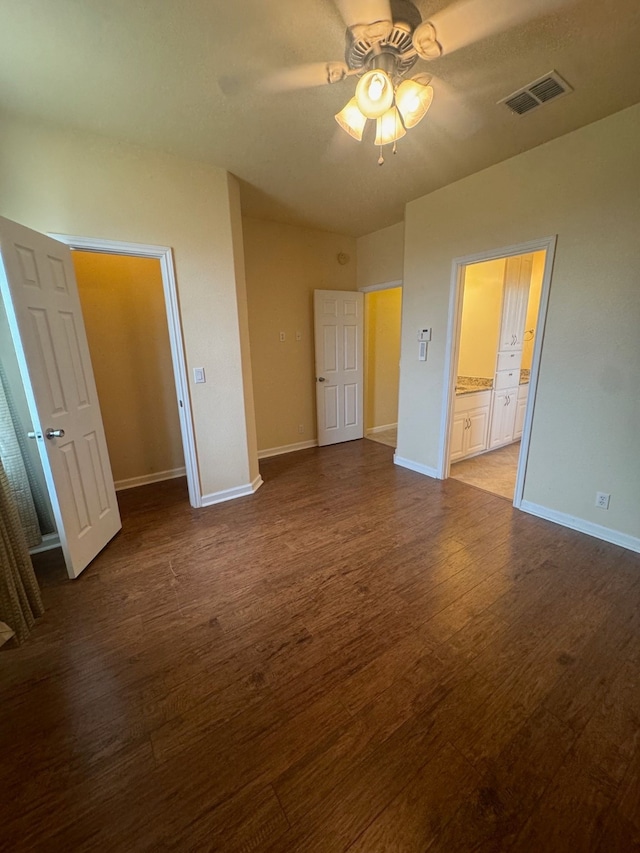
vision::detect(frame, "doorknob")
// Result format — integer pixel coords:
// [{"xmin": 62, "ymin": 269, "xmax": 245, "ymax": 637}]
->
[
  {"xmin": 45, "ymin": 428, "xmax": 65, "ymax": 439},
  {"xmin": 317, "ymin": 377, "xmax": 326, "ymax": 382}
]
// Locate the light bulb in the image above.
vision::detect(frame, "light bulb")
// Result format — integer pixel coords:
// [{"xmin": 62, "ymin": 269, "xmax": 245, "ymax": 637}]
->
[{"xmin": 355, "ymin": 69, "xmax": 394, "ymax": 119}]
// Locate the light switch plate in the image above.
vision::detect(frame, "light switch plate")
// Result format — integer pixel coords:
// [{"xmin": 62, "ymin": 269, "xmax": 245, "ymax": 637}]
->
[{"xmin": 193, "ymin": 367, "xmax": 206, "ymax": 384}]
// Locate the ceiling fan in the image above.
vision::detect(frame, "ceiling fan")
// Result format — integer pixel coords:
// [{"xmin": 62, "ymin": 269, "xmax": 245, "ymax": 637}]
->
[{"xmin": 262, "ymin": 0, "xmax": 574, "ymax": 163}]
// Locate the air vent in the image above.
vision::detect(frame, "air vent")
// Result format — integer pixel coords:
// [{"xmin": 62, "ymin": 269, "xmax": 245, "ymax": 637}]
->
[{"xmin": 499, "ymin": 71, "xmax": 572, "ymax": 116}]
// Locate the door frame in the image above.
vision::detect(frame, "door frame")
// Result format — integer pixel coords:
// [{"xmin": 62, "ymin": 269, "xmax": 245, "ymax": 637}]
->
[
  {"xmin": 49, "ymin": 233, "xmax": 201, "ymax": 508},
  {"xmin": 358, "ymin": 280, "xmax": 403, "ymax": 441},
  {"xmin": 438, "ymin": 235, "xmax": 557, "ymax": 508}
]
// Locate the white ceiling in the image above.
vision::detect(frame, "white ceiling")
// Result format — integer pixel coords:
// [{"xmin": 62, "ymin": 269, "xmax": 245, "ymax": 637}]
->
[{"xmin": 1, "ymin": 0, "xmax": 639, "ymax": 236}]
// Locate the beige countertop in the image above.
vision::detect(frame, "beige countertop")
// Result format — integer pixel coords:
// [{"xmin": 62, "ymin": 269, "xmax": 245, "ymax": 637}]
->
[{"xmin": 456, "ymin": 370, "xmax": 530, "ymax": 395}]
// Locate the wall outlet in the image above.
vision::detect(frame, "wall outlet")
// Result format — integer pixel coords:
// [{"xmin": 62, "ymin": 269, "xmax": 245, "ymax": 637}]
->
[
  {"xmin": 279, "ymin": 331, "xmax": 286, "ymax": 342},
  {"xmin": 296, "ymin": 331, "xmax": 302, "ymax": 341},
  {"xmin": 595, "ymin": 492, "xmax": 610, "ymax": 509},
  {"xmin": 298, "ymin": 424, "xmax": 304, "ymax": 434}
]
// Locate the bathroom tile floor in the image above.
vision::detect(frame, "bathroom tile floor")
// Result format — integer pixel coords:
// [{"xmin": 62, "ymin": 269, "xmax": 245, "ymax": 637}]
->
[
  {"xmin": 365, "ymin": 427, "xmax": 397, "ymax": 449},
  {"xmin": 449, "ymin": 441, "xmax": 521, "ymax": 500}
]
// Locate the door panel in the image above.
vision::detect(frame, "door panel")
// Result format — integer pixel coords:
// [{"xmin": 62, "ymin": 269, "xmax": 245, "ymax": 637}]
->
[
  {"xmin": 314, "ymin": 290, "xmax": 364, "ymax": 447},
  {"xmin": 0, "ymin": 216, "xmax": 121, "ymax": 578}
]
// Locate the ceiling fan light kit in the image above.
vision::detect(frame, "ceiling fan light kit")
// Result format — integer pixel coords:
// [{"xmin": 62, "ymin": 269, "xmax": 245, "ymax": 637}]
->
[
  {"xmin": 374, "ymin": 105, "xmax": 406, "ymax": 146},
  {"xmin": 335, "ymin": 96, "xmax": 368, "ymax": 140},
  {"xmin": 355, "ymin": 69, "xmax": 395, "ymax": 118},
  {"xmin": 395, "ymin": 77, "xmax": 434, "ymax": 129},
  {"xmin": 332, "ymin": 0, "xmax": 442, "ymax": 163}
]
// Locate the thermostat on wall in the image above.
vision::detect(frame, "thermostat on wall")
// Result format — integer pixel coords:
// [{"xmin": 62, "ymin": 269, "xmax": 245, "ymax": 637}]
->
[{"xmin": 418, "ymin": 328, "xmax": 432, "ymax": 342}]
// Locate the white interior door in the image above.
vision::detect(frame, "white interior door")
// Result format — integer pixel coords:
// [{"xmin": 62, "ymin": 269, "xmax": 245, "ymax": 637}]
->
[
  {"xmin": 314, "ymin": 289, "xmax": 364, "ymax": 447},
  {"xmin": 0, "ymin": 216, "xmax": 121, "ymax": 578}
]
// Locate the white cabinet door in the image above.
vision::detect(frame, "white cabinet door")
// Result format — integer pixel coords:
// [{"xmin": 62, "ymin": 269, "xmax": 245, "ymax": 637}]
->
[
  {"xmin": 450, "ymin": 409, "xmax": 466, "ymax": 462},
  {"xmin": 467, "ymin": 407, "xmax": 491, "ymax": 456},
  {"xmin": 499, "ymin": 255, "xmax": 532, "ymax": 350},
  {"xmin": 451, "ymin": 390, "xmax": 491, "ymax": 461},
  {"xmin": 490, "ymin": 388, "xmax": 518, "ymax": 449},
  {"xmin": 514, "ymin": 384, "xmax": 529, "ymax": 440}
]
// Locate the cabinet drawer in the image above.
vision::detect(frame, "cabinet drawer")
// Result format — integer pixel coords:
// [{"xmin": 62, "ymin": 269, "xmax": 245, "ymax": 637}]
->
[
  {"xmin": 497, "ymin": 351, "xmax": 522, "ymax": 372},
  {"xmin": 454, "ymin": 389, "xmax": 491, "ymax": 413},
  {"xmin": 494, "ymin": 370, "xmax": 520, "ymax": 391}
]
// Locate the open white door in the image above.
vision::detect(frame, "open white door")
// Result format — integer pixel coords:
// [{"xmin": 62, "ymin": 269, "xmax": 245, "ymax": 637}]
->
[
  {"xmin": 0, "ymin": 216, "xmax": 121, "ymax": 578},
  {"xmin": 314, "ymin": 290, "xmax": 364, "ymax": 447}
]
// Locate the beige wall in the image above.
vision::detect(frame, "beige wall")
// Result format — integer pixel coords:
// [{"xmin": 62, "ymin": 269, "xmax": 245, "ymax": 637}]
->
[
  {"xmin": 357, "ymin": 222, "xmax": 404, "ymax": 288},
  {"xmin": 399, "ymin": 103, "xmax": 640, "ymax": 542},
  {"xmin": 365, "ymin": 288, "xmax": 402, "ymax": 430},
  {"xmin": 0, "ymin": 111, "xmax": 258, "ymax": 500},
  {"xmin": 73, "ymin": 251, "xmax": 184, "ymax": 486},
  {"xmin": 242, "ymin": 217, "xmax": 357, "ymax": 452},
  {"xmin": 522, "ymin": 251, "xmax": 546, "ymax": 371},
  {"xmin": 457, "ymin": 258, "xmax": 505, "ymax": 379}
]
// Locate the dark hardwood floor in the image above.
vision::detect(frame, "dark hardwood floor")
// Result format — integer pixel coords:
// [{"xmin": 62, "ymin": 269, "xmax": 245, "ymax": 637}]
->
[{"xmin": 2, "ymin": 439, "xmax": 640, "ymax": 851}]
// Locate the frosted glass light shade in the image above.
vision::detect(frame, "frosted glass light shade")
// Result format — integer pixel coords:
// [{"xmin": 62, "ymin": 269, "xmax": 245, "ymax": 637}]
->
[
  {"xmin": 335, "ymin": 97, "xmax": 367, "ymax": 141},
  {"xmin": 395, "ymin": 78, "xmax": 434, "ymax": 129},
  {"xmin": 374, "ymin": 106, "xmax": 406, "ymax": 146},
  {"xmin": 355, "ymin": 69, "xmax": 394, "ymax": 119}
]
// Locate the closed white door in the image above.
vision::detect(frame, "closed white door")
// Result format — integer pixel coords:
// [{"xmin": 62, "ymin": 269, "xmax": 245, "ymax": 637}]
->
[
  {"xmin": 0, "ymin": 216, "xmax": 121, "ymax": 578},
  {"xmin": 314, "ymin": 290, "xmax": 364, "ymax": 447}
]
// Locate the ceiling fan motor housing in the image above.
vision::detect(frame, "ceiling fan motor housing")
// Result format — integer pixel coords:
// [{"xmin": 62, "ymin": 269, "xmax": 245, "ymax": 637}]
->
[{"xmin": 345, "ymin": 0, "xmax": 422, "ymax": 77}]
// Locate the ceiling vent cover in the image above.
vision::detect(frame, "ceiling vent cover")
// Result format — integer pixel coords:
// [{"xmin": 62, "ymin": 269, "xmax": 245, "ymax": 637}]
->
[{"xmin": 499, "ymin": 71, "xmax": 572, "ymax": 115}]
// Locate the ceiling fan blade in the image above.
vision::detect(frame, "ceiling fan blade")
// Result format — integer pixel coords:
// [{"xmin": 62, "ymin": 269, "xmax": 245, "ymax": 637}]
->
[
  {"xmin": 335, "ymin": 0, "xmax": 393, "ymax": 41},
  {"xmin": 429, "ymin": 0, "xmax": 577, "ymax": 55},
  {"xmin": 336, "ymin": 0, "xmax": 392, "ymax": 28},
  {"xmin": 260, "ymin": 61, "xmax": 352, "ymax": 93}
]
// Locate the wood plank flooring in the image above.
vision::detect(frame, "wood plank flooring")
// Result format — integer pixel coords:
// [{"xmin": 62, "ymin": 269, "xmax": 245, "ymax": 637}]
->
[{"xmin": 2, "ymin": 439, "xmax": 640, "ymax": 851}]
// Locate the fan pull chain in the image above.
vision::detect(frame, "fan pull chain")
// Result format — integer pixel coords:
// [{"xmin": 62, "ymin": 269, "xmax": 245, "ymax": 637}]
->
[{"xmin": 378, "ymin": 146, "xmax": 384, "ymax": 166}]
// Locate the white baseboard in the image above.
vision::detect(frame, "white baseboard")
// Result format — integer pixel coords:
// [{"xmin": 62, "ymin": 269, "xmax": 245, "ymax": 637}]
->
[
  {"xmin": 258, "ymin": 439, "xmax": 318, "ymax": 460},
  {"xmin": 393, "ymin": 455, "xmax": 439, "ymax": 479},
  {"xmin": 366, "ymin": 422, "xmax": 398, "ymax": 435},
  {"xmin": 29, "ymin": 532, "xmax": 60, "ymax": 555},
  {"xmin": 520, "ymin": 500, "xmax": 640, "ymax": 554},
  {"xmin": 114, "ymin": 467, "xmax": 186, "ymax": 492},
  {"xmin": 201, "ymin": 474, "xmax": 263, "ymax": 507}
]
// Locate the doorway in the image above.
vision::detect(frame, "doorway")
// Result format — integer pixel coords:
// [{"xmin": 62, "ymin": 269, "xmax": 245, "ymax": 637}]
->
[
  {"xmin": 363, "ymin": 284, "xmax": 402, "ymax": 450},
  {"xmin": 72, "ymin": 251, "xmax": 185, "ymax": 494},
  {"xmin": 50, "ymin": 234, "xmax": 200, "ymax": 508},
  {"xmin": 440, "ymin": 238, "xmax": 556, "ymax": 506}
]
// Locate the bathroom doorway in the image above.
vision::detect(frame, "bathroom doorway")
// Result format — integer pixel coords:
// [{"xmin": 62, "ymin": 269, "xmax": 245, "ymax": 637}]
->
[{"xmin": 441, "ymin": 238, "xmax": 556, "ymax": 505}]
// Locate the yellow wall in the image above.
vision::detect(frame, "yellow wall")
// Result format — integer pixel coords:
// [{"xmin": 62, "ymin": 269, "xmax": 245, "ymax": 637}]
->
[
  {"xmin": 357, "ymin": 222, "xmax": 404, "ymax": 288},
  {"xmin": 73, "ymin": 251, "xmax": 184, "ymax": 486},
  {"xmin": 457, "ymin": 258, "xmax": 505, "ymax": 379},
  {"xmin": 0, "ymin": 111, "xmax": 258, "ymax": 501},
  {"xmin": 398, "ymin": 104, "xmax": 640, "ymax": 541},
  {"xmin": 242, "ymin": 217, "xmax": 357, "ymax": 452},
  {"xmin": 365, "ymin": 288, "xmax": 402, "ymax": 430},
  {"xmin": 522, "ymin": 250, "xmax": 546, "ymax": 370}
]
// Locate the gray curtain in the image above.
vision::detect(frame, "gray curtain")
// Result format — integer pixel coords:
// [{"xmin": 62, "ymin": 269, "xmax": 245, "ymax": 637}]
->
[{"xmin": 0, "ymin": 458, "xmax": 44, "ymax": 646}]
